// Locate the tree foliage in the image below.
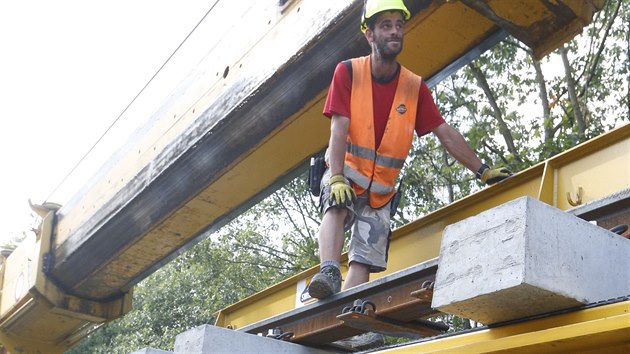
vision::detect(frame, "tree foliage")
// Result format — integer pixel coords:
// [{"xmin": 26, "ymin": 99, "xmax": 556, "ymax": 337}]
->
[
  {"xmin": 396, "ymin": 0, "xmax": 628, "ymax": 220},
  {"xmin": 68, "ymin": 2, "xmax": 629, "ymax": 352}
]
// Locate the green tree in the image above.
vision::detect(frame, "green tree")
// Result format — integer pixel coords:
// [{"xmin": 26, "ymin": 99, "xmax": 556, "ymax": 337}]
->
[{"xmin": 400, "ymin": 0, "xmax": 629, "ymax": 216}]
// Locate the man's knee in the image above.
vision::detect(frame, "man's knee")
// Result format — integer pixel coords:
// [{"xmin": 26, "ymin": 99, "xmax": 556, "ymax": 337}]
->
[
  {"xmin": 323, "ymin": 206, "xmax": 348, "ymax": 221},
  {"xmin": 348, "ymin": 261, "xmax": 370, "ymax": 272}
]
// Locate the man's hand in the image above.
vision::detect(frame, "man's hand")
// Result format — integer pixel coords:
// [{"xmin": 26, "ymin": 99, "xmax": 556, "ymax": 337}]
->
[
  {"xmin": 329, "ymin": 174, "xmax": 356, "ymax": 207},
  {"xmin": 478, "ymin": 164, "xmax": 513, "ymax": 185}
]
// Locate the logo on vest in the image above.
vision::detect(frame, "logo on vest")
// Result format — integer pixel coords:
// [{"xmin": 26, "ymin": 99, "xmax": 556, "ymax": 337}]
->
[{"xmin": 396, "ymin": 104, "xmax": 407, "ymax": 114}]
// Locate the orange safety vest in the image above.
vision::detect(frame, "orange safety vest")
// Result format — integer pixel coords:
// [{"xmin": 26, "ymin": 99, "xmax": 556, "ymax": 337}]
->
[{"xmin": 344, "ymin": 55, "xmax": 421, "ymax": 208}]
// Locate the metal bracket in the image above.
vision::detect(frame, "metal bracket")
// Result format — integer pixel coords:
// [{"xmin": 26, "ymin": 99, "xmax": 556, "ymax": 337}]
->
[
  {"xmin": 337, "ymin": 298, "xmax": 447, "ymax": 339},
  {"xmin": 266, "ymin": 327, "xmax": 294, "ymax": 341},
  {"xmin": 567, "ymin": 186, "xmax": 584, "ymax": 206},
  {"xmin": 410, "ymin": 280, "xmax": 434, "ymax": 303}
]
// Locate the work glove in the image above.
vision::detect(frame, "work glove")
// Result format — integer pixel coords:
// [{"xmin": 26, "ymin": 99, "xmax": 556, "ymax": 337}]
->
[
  {"xmin": 328, "ymin": 174, "xmax": 356, "ymax": 207},
  {"xmin": 477, "ymin": 164, "xmax": 513, "ymax": 185}
]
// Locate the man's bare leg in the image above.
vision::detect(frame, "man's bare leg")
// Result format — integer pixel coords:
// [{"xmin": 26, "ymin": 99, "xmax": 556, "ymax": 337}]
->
[
  {"xmin": 343, "ymin": 261, "xmax": 369, "ymax": 290},
  {"xmin": 318, "ymin": 207, "xmax": 347, "ymax": 262},
  {"xmin": 308, "ymin": 207, "xmax": 347, "ymax": 299}
]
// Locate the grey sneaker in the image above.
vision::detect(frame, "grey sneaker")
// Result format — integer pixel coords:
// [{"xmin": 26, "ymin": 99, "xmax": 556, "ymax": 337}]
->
[
  {"xmin": 333, "ymin": 332, "xmax": 385, "ymax": 351},
  {"xmin": 308, "ymin": 266, "xmax": 341, "ymax": 299}
]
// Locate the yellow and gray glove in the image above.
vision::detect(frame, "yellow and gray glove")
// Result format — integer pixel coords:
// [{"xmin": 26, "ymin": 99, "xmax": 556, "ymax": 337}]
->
[
  {"xmin": 328, "ymin": 174, "xmax": 356, "ymax": 207},
  {"xmin": 477, "ymin": 164, "xmax": 513, "ymax": 185}
]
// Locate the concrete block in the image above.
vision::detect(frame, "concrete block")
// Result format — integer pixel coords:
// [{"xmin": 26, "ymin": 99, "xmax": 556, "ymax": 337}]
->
[
  {"xmin": 130, "ymin": 348, "xmax": 172, "ymax": 354},
  {"xmin": 174, "ymin": 324, "xmax": 334, "ymax": 354},
  {"xmin": 432, "ymin": 196, "xmax": 630, "ymax": 324}
]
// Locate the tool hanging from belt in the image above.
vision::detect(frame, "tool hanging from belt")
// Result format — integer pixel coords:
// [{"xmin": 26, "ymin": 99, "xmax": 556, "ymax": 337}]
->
[
  {"xmin": 389, "ymin": 179, "xmax": 403, "ymax": 218},
  {"xmin": 309, "ymin": 156, "xmax": 326, "ymax": 197}
]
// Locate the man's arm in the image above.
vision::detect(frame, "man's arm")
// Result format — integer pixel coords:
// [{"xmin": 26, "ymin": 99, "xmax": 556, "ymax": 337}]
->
[
  {"xmin": 326, "ymin": 114, "xmax": 356, "ymax": 206},
  {"xmin": 432, "ymin": 122, "xmax": 483, "ymax": 173},
  {"xmin": 432, "ymin": 122, "xmax": 513, "ymax": 184},
  {"xmin": 328, "ymin": 114, "xmax": 350, "ymax": 174}
]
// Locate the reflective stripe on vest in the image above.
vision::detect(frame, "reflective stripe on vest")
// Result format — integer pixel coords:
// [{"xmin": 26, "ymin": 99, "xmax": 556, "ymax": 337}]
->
[{"xmin": 344, "ymin": 55, "xmax": 421, "ymax": 208}]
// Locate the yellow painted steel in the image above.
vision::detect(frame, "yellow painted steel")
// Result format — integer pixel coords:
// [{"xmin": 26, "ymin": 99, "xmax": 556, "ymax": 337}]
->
[
  {"xmin": 67, "ymin": 0, "xmax": 504, "ymax": 300},
  {"xmin": 0, "ymin": 206, "xmax": 132, "ymax": 354},
  {"xmin": 403, "ymin": 0, "xmax": 496, "ymax": 77},
  {"xmin": 215, "ymin": 123, "xmax": 630, "ymax": 330},
  {"xmin": 379, "ymin": 300, "xmax": 630, "ymax": 354},
  {"xmin": 486, "ymin": 0, "xmax": 605, "ymax": 59}
]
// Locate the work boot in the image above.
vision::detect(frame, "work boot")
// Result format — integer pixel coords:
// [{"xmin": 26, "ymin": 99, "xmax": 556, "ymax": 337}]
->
[
  {"xmin": 308, "ymin": 265, "xmax": 341, "ymax": 299},
  {"xmin": 332, "ymin": 332, "xmax": 385, "ymax": 351}
]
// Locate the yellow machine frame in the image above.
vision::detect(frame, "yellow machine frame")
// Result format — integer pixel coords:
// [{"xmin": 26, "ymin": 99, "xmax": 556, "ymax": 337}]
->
[
  {"xmin": 0, "ymin": 205, "xmax": 132, "ymax": 353},
  {"xmin": 215, "ymin": 123, "xmax": 630, "ymax": 332}
]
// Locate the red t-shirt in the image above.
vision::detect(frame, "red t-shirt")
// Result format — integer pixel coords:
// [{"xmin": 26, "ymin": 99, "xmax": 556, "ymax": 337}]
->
[{"xmin": 323, "ymin": 61, "xmax": 445, "ymax": 148}]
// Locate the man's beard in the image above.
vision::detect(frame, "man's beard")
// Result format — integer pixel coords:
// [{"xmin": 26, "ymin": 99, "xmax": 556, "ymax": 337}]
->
[{"xmin": 374, "ymin": 36, "xmax": 403, "ymax": 61}]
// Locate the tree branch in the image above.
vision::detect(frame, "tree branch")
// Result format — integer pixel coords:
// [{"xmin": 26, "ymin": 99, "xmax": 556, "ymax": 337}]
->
[
  {"xmin": 559, "ymin": 45, "xmax": 586, "ymax": 139},
  {"xmin": 579, "ymin": 0, "xmax": 621, "ymax": 99},
  {"xmin": 468, "ymin": 62, "xmax": 523, "ymax": 162}
]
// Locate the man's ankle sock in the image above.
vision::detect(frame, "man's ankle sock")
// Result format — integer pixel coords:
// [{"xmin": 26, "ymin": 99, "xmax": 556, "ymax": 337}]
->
[{"xmin": 321, "ymin": 260, "xmax": 340, "ymax": 272}]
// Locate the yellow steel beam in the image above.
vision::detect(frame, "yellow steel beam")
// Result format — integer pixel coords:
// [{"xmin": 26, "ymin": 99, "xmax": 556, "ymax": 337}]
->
[
  {"xmin": 463, "ymin": 0, "xmax": 606, "ymax": 59},
  {"xmin": 215, "ymin": 123, "xmax": 630, "ymax": 330},
  {"xmin": 0, "ymin": 206, "xmax": 131, "ymax": 354},
  {"xmin": 379, "ymin": 300, "xmax": 630, "ymax": 354},
  {"xmin": 51, "ymin": 0, "xmax": 355, "ymax": 301},
  {"xmin": 49, "ymin": 0, "xmax": 603, "ymax": 302}
]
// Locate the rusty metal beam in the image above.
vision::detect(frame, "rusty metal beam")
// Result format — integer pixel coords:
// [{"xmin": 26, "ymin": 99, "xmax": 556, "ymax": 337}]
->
[{"xmin": 238, "ymin": 259, "xmax": 443, "ymax": 345}]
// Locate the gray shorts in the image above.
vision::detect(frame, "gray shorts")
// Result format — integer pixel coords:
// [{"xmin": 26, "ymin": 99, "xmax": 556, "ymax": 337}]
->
[{"xmin": 320, "ymin": 169, "xmax": 392, "ymax": 273}]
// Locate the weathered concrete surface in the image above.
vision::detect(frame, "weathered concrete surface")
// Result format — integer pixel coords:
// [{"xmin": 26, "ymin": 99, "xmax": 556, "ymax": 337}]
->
[
  {"xmin": 174, "ymin": 324, "xmax": 334, "ymax": 354},
  {"xmin": 130, "ymin": 348, "xmax": 172, "ymax": 354},
  {"xmin": 432, "ymin": 196, "xmax": 630, "ymax": 324}
]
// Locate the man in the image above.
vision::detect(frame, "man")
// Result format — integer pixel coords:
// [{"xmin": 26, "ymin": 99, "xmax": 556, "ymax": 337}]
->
[{"xmin": 307, "ymin": 0, "xmax": 512, "ymax": 301}]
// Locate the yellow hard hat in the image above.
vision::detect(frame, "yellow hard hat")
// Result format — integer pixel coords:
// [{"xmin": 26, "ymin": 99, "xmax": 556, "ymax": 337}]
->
[{"xmin": 361, "ymin": 0, "xmax": 411, "ymax": 33}]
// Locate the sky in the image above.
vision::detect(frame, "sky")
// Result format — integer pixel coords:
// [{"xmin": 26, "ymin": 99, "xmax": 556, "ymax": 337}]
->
[{"xmin": 0, "ymin": 1, "xmax": 215, "ymax": 244}]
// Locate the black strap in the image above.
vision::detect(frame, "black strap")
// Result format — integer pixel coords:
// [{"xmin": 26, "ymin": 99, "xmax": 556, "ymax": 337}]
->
[{"xmin": 343, "ymin": 59, "xmax": 353, "ymax": 81}]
